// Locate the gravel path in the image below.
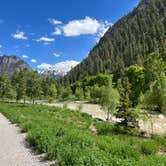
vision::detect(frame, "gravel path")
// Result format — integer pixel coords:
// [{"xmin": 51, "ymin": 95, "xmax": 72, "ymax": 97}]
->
[{"xmin": 0, "ymin": 113, "xmax": 54, "ymax": 166}]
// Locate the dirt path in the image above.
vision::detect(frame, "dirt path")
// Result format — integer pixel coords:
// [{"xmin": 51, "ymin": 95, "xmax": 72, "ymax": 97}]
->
[{"xmin": 0, "ymin": 113, "xmax": 54, "ymax": 166}]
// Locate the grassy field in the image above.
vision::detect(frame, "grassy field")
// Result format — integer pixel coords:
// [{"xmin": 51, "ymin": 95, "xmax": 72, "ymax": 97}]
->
[{"xmin": 0, "ymin": 103, "xmax": 165, "ymax": 166}]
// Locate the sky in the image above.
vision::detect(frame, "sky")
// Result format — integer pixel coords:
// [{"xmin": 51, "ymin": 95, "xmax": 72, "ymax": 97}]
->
[{"xmin": 0, "ymin": 0, "xmax": 140, "ymax": 72}]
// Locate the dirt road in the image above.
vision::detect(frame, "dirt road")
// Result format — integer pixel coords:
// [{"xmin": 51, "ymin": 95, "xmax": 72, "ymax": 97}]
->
[{"xmin": 0, "ymin": 113, "xmax": 54, "ymax": 166}]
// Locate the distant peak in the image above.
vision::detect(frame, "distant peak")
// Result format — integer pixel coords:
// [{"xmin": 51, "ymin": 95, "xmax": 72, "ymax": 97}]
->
[{"xmin": 0, "ymin": 55, "xmax": 32, "ymax": 75}]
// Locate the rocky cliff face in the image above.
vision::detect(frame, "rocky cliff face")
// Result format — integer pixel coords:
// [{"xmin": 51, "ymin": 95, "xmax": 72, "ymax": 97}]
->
[{"xmin": 0, "ymin": 55, "xmax": 32, "ymax": 75}]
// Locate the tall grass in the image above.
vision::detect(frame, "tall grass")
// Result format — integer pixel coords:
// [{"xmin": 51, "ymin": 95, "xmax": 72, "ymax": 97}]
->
[{"xmin": 0, "ymin": 103, "xmax": 165, "ymax": 166}]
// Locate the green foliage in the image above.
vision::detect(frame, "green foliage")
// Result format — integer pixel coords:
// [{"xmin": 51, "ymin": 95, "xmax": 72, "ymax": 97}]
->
[
  {"xmin": 124, "ymin": 65, "xmax": 145, "ymax": 106},
  {"xmin": 137, "ymin": 52, "xmax": 166, "ymax": 115},
  {"xmin": 144, "ymin": 52, "xmax": 166, "ymax": 89},
  {"xmin": 12, "ymin": 69, "xmax": 30, "ymax": 102},
  {"xmin": 75, "ymin": 87, "xmax": 84, "ymax": 100},
  {"xmin": 117, "ymin": 77, "xmax": 139, "ymax": 133},
  {"xmin": 47, "ymin": 84, "xmax": 57, "ymax": 102},
  {"xmin": 84, "ymin": 86, "xmax": 91, "ymax": 100},
  {"xmin": 99, "ymin": 80, "xmax": 120, "ymax": 121},
  {"xmin": 11, "ymin": 69, "xmax": 60, "ymax": 103},
  {"xmin": 73, "ymin": 74, "xmax": 113, "ymax": 102},
  {"xmin": 0, "ymin": 73, "xmax": 14, "ymax": 99},
  {"xmin": 82, "ymin": 74, "xmax": 113, "ymax": 88},
  {"xmin": 41, "ymin": 76, "xmax": 57, "ymax": 99},
  {"xmin": 141, "ymin": 141, "xmax": 159, "ymax": 155},
  {"xmin": 139, "ymin": 73, "xmax": 166, "ymax": 114},
  {"xmin": 62, "ymin": 0, "xmax": 166, "ymax": 84},
  {"xmin": 95, "ymin": 122, "xmax": 115, "ymax": 135},
  {"xmin": 90, "ymin": 85, "xmax": 102, "ymax": 103},
  {"xmin": 0, "ymin": 103, "xmax": 165, "ymax": 165},
  {"xmin": 117, "ymin": 77, "xmax": 131, "ymax": 111},
  {"xmin": 60, "ymin": 87, "xmax": 73, "ymax": 101},
  {"xmin": 26, "ymin": 71, "xmax": 42, "ymax": 103}
]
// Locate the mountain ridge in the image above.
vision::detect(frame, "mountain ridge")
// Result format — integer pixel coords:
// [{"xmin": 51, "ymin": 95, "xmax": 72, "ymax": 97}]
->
[
  {"xmin": 63, "ymin": 0, "xmax": 166, "ymax": 84},
  {"xmin": 0, "ymin": 55, "xmax": 32, "ymax": 75}
]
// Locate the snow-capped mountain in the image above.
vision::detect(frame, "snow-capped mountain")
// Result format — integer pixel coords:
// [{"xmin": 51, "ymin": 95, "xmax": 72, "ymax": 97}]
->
[
  {"xmin": 40, "ymin": 67, "xmax": 66, "ymax": 79},
  {"xmin": 38, "ymin": 60, "xmax": 80, "ymax": 79}
]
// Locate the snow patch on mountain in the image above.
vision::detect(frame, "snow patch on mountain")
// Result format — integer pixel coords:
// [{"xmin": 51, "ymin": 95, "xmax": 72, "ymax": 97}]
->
[{"xmin": 38, "ymin": 60, "xmax": 80, "ymax": 78}]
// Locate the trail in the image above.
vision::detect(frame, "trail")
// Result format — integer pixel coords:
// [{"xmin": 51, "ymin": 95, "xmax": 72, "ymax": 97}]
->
[{"xmin": 0, "ymin": 113, "xmax": 54, "ymax": 166}]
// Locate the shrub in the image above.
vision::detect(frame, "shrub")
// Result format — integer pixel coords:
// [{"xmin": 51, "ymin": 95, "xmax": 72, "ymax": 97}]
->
[
  {"xmin": 95, "ymin": 122, "xmax": 114, "ymax": 135},
  {"xmin": 141, "ymin": 141, "xmax": 159, "ymax": 155}
]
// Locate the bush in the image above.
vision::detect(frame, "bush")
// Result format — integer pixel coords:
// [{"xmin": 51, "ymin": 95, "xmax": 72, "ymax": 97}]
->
[
  {"xmin": 141, "ymin": 141, "xmax": 159, "ymax": 155},
  {"xmin": 153, "ymin": 135, "xmax": 166, "ymax": 151},
  {"xmin": 95, "ymin": 122, "xmax": 114, "ymax": 135}
]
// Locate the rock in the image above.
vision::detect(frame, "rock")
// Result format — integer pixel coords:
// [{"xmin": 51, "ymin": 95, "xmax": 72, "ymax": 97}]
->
[{"xmin": 0, "ymin": 55, "xmax": 31, "ymax": 75}]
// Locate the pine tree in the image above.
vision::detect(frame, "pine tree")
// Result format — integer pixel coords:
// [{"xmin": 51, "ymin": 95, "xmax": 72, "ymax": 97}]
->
[{"xmin": 116, "ymin": 77, "xmax": 139, "ymax": 133}]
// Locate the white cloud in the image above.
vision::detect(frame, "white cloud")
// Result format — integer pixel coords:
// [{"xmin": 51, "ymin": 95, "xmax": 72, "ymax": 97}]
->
[
  {"xmin": 95, "ymin": 21, "xmax": 113, "ymax": 42},
  {"xmin": 53, "ymin": 52, "xmax": 61, "ymax": 57},
  {"xmin": 0, "ymin": 44, "xmax": 2, "ymax": 48},
  {"xmin": 49, "ymin": 16, "xmax": 113, "ymax": 38},
  {"xmin": 62, "ymin": 16, "xmax": 101, "ymax": 37},
  {"xmin": 36, "ymin": 36, "xmax": 55, "ymax": 43},
  {"xmin": 37, "ymin": 60, "xmax": 79, "ymax": 73},
  {"xmin": 48, "ymin": 18, "xmax": 62, "ymax": 25},
  {"xmin": 12, "ymin": 30, "xmax": 28, "ymax": 40},
  {"xmin": 37, "ymin": 63, "xmax": 51, "ymax": 70},
  {"xmin": 52, "ymin": 27, "xmax": 62, "ymax": 35},
  {"xmin": 53, "ymin": 60, "xmax": 79, "ymax": 73},
  {"xmin": 31, "ymin": 59, "xmax": 37, "ymax": 63},
  {"xmin": 22, "ymin": 54, "xmax": 28, "ymax": 58}
]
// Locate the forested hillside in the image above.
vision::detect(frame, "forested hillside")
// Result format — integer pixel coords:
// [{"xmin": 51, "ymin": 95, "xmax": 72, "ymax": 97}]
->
[{"xmin": 63, "ymin": 0, "xmax": 166, "ymax": 84}]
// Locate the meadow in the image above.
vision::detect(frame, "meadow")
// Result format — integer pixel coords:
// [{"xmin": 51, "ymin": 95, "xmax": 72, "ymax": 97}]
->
[{"xmin": 0, "ymin": 103, "xmax": 165, "ymax": 166}]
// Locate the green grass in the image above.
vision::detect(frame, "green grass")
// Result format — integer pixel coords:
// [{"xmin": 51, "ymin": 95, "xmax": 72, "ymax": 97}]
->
[{"xmin": 0, "ymin": 103, "xmax": 165, "ymax": 166}]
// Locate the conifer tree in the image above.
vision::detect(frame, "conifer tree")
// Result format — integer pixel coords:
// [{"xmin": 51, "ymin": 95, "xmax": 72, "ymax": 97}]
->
[{"xmin": 117, "ymin": 77, "xmax": 139, "ymax": 133}]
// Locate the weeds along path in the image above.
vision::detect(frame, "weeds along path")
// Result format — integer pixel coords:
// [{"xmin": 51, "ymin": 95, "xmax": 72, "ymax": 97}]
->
[{"xmin": 0, "ymin": 113, "xmax": 54, "ymax": 166}]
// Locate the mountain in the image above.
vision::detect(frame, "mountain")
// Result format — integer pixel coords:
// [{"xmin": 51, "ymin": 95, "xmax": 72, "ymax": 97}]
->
[
  {"xmin": 41, "ymin": 67, "xmax": 66, "ymax": 79},
  {"xmin": 63, "ymin": 0, "xmax": 166, "ymax": 84},
  {"xmin": 0, "ymin": 55, "xmax": 32, "ymax": 75}
]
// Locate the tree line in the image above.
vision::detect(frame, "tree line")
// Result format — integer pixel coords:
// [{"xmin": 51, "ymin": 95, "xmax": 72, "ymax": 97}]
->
[{"xmin": 0, "ymin": 52, "xmax": 165, "ymax": 134}]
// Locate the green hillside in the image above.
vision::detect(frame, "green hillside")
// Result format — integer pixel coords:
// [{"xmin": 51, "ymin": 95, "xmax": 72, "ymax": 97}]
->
[{"xmin": 63, "ymin": 0, "xmax": 166, "ymax": 84}]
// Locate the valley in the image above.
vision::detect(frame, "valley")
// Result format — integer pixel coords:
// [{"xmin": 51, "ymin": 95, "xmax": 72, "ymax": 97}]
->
[{"xmin": 0, "ymin": 0, "xmax": 166, "ymax": 165}]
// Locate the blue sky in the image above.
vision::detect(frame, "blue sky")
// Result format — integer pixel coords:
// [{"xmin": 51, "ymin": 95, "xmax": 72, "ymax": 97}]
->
[{"xmin": 0, "ymin": 0, "xmax": 140, "ymax": 72}]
